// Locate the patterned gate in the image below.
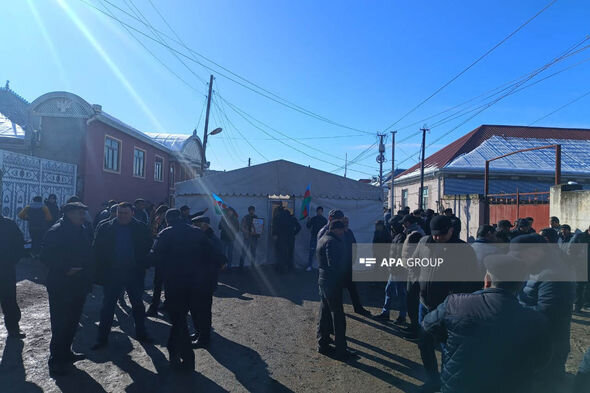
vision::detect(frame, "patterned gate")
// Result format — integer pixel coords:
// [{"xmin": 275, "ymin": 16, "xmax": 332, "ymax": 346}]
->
[{"xmin": 0, "ymin": 149, "xmax": 77, "ymax": 239}]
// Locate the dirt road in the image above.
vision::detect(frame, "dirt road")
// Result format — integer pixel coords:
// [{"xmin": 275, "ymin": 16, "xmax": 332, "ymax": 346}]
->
[{"xmin": 1, "ymin": 259, "xmax": 589, "ymax": 392}]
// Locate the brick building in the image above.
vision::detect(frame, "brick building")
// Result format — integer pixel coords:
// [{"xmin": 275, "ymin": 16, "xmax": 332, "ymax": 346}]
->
[{"xmin": 0, "ymin": 85, "xmax": 206, "ymax": 214}]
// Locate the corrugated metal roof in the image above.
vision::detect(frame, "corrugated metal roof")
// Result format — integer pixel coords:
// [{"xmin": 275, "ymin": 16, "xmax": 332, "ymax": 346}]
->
[
  {"xmin": 396, "ymin": 125, "xmax": 590, "ymax": 179},
  {"xmin": 145, "ymin": 133, "xmax": 192, "ymax": 152},
  {"xmin": 0, "ymin": 111, "xmax": 25, "ymax": 139},
  {"xmin": 446, "ymin": 135, "xmax": 590, "ymax": 175}
]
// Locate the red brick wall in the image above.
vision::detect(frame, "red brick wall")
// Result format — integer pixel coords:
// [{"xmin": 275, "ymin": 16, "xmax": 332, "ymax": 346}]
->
[{"xmin": 84, "ymin": 120, "xmax": 171, "ymax": 215}]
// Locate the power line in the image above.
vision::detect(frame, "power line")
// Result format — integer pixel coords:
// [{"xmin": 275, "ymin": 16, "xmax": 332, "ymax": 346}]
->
[
  {"xmin": 529, "ymin": 88, "xmax": 590, "ymax": 125},
  {"xmin": 383, "ymin": 0, "xmax": 559, "ymax": 131},
  {"xmin": 84, "ymin": 0, "xmax": 372, "ymax": 135},
  {"xmin": 217, "ymin": 93, "xmax": 375, "ymax": 176}
]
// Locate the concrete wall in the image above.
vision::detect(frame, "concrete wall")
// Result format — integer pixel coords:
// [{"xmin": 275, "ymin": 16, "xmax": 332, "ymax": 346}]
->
[
  {"xmin": 550, "ymin": 186, "xmax": 590, "ymax": 232},
  {"xmin": 440, "ymin": 194, "xmax": 484, "ymax": 241},
  {"xmin": 390, "ymin": 175, "xmax": 441, "ymax": 212}
]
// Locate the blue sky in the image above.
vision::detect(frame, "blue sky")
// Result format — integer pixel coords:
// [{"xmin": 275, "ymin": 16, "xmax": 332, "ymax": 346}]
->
[{"xmin": 2, "ymin": 0, "xmax": 590, "ymax": 179}]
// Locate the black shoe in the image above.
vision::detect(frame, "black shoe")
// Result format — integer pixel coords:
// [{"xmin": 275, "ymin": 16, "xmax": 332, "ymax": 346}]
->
[
  {"xmin": 66, "ymin": 352, "xmax": 86, "ymax": 363},
  {"xmin": 136, "ymin": 334, "xmax": 154, "ymax": 344},
  {"xmin": 7, "ymin": 330, "xmax": 26, "ymax": 339},
  {"xmin": 373, "ymin": 312, "xmax": 390, "ymax": 321},
  {"xmin": 192, "ymin": 340, "xmax": 210, "ymax": 349},
  {"xmin": 354, "ymin": 308, "xmax": 372, "ymax": 317},
  {"xmin": 334, "ymin": 349, "xmax": 359, "ymax": 361},
  {"xmin": 91, "ymin": 341, "xmax": 108, "ymax": 351},
  {"xmin": 393, "ymin": 316, "xmax": 407, "ymax": 326},
  {"xmin": 317, "ymin": 346, "xmax": 335, "ymax": 356},
  {"xmin": 146, "ymin": 305, "xmax": 158, "ymax": 317}
]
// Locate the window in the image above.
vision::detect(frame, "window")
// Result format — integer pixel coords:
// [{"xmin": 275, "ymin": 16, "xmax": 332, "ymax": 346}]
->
[
  {"xmin": 169, "ymin": 165, "xmax": 175, "ymax": 187},
  {"xmin": 104, "ymin": 136, "xmax": 121, "ymax": 173},
  {"xmin": 154, "ymin": 156, "xmax": 164, "ymax": 182},
  {"xmin": 422, "ymin": 186, "xmax": 429, "ymax": 209},
  {"xmin": 401, "ymin": 189, "xmax": 408, "ymax": 209},
  {"xmin": 133, "ymin": 148, "xmax": 146, "ymax": 178}
]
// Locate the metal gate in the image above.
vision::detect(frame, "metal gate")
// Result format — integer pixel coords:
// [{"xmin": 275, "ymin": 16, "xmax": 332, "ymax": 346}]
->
[
  {"xmin": 0, "ymin": 149, "xmax": 77, "ymax": 239},
  {"xmin": 488, "ymin": 190, "xmax": 550, "ymax": 228}
]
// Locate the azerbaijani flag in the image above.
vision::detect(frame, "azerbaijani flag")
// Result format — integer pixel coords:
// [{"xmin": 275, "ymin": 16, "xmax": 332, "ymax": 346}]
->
[
  {"xmin": 212, "ymin": 193, "xmax": 228, "ymax": 215},
  {"xmin": 299, "ymin": 184, "xmax": 311, "ymax": 220}
]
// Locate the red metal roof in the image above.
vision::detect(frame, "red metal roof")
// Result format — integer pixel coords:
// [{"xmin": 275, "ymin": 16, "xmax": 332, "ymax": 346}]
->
[{"xmin": 395, "ymin": 124, "xmax": 590, "ymax": 179}]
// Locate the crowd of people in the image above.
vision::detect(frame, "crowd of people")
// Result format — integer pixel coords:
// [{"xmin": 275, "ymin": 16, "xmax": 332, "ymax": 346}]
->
[
  {"xmin": 2, "ymin": 195, "xmax": 590, "ymax": 392},
  {"xmin": 356, "ymin": 207, "xmax": 590, "ymax": 392}
]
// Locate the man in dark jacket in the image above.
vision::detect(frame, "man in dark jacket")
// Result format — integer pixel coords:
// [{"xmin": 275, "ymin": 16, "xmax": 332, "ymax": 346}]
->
[
  {"xmin": 316, "ymin": 221, "xmax": 355, "ymax": 360},
  {"xmin": 495, "ymin": 219, "xmax": 514, "ymax": 243},
  {"xmin": 192, "ymin": 216, "xmax": 226, "ymax": 349},
  {"xmin": 218, "ymin": 207, "xmax": 239, "ymax": 269},
  {"xmin": 422, "ymin": 254, "xmax": 550, "ymax": 393},
  {"xmin": 305, "ymin": 206, "xmax": 327, "ymax": 271},
  {"xmin": 149, "ymin": 209, "xmax": 213, "ymax": 371},
  {"xmin": 18, "ymin": 196, "xmax": 52, "ymax": 257},
  {"xmin": 92, "ymin": 202, "xmax": 154, "ymax": 349},
  {"xmin": 513, "ymin": 234, "xmax": 576, "ymax": 391},
  {"xmin": 41, "ymin": 202, "xmax": 94, "ymax": 375},
  {"xmin": 239, "ymin": 206, "xmax": 260, "ymax": 268},
  {"xmin": 342, "ymin": 216, "xmax": 371, "ymax": 316},
  {"xmin": 0, "ymin": 215, "xmax": 26, "ymax": 339},
  {"xmin": 569, "ymin": 225, "xmax": 590, "ymax": 312},
  {"xmin": 414, "ymin": 215, "xmax": 482, "ymax": 392},
  {"xmin": 272, "ymin": 205, "xmax": 301, "ymax": 273},
  {"xmin": 443, "ymin": 208, "xmax": 461, "ymax": 240}
]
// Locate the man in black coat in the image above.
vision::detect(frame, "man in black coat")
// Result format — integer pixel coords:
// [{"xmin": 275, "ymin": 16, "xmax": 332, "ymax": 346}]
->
[
  {"xmin": 92, "ymin": 202, "xmax": 154, "ymax": 349},
  {"xmin": 422, "ymin": 254, "xmax": 550, "ymax": 393},
  {"xmin": 0, "ymin": 215, "xmax": 26, "ymax": 339},
  {"xmin": 192, "ymin": 216, "xmax": 226, "ymax": 348},
  {"xmin": 41, "ymin": 202, "xmax": 94, "ymax": 375},
  {"xmin": 150, "ymin": 209, "xmax": 214, "ymax": 371},
  {"xmin": 316, "ymin": 221, "xmax": 356, "ymax": 360},
  {"xmin": 305, "ymin": 206, "xmax": 327, "ymax": 271},
  {"xmin": 414, "ymin": 215, "xmax": 482, "ymax": 393},
  {"xmin": 272, "ymin": 206, "xmax": 302, "ymax": 273}
]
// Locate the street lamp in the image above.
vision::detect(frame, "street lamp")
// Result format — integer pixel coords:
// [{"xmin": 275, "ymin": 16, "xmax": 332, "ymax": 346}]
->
[{"xmin": 201, "ymin": 127, "xmax": 222, "ymax": 173}]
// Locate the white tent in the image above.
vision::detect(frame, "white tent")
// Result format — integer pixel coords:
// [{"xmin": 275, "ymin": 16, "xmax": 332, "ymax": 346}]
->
[{"xmin": 175, "ymin": 160, "xmax": 383, "ymax": 267}]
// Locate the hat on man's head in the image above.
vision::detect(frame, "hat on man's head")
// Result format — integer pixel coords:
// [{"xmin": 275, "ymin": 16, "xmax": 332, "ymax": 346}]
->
[
  {"xmin": 179, "ymin": 205, "xmax": 190, "ymax": 212},
  {"xmin": 498, "ymin": 219, "xmax": 513, "ymax": 228},
  {"xmin": 192, "ymin": 215, "xmax": 210, "ymax": 224},
  {"xmin": 401, "ymin": 214, "xmax": 415, "ymax": 224},
  {"xmin": 329, "ymin": 221, "xmax": 345, "ymax": 230},
  {"xmin": 430, "ymin": 215, "xmax": 452, "ymax": 235},
  {"xmin": 329, "ymin": 209, "xmax": 344, "ymax": 219},
  {"xmin": 134, "ymin": 198, "xmax": 145, "ymax": 204},
  {"xmin": 165, "ymin": 208, "xmax": 182, "ymax": 223},
  {"xmin": 62, "ymin": 201, "xmax": 88, "ymax": 213}
]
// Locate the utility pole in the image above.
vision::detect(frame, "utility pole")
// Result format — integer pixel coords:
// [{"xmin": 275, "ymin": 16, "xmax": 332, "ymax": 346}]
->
[
  {"xmin": 418, "ymin": 126, "xmax": 429, "ymax": 209},
  {"xmin": 248, "ymin": 158, "xmax": 251, "ymax": 167},
  {"xmin": 377, "ymin": 133, "xmax": 386, "ymax": 186},
  {"xmin": 344, "ymin": 153, "xmax": 348, "ymax": 178},
  {"xmin": 390, "ymin": 131, "xmax": 396, "ymax": 211},
  {"xmin": 200, "ymin": 74, "xmax": 214, "ymax": 174}
]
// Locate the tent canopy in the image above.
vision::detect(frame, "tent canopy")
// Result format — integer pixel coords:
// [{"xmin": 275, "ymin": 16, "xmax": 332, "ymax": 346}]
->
[{"xmin": 175, "ymin": 159, "xmax": 382, "ymax": 200}]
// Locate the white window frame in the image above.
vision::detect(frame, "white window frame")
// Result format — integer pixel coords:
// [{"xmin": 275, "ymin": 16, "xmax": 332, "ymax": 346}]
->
[
  {"xmin": 133, "ymin": 147, "xmax": 146, "ymax": 179},
  {"xmin": 401, "ymin": 189, "xmax": 408, "ymax": 208},
  {"xmin": 103, "ymin": 135, "xmax": 122, "ymax": 174},
  {"xmin": 422, "ymin": 186, "xmax": 429, "ymax": 210},
  {"xmin": 154, "ymin": 155, "xmax": 164, "ymax": 182}
]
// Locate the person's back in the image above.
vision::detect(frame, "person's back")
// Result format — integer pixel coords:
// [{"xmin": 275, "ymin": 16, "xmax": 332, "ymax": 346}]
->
[
  {"xmin": 424, "ymin": 288, "xmax": 549, "ymax": 393},
  {"xmin": 316, "ymin": 231, "xmax": 346, "ymax": 286},
  {"xmin": 154, "ymin": 222, "xmax": 211, "ymax": 288}
]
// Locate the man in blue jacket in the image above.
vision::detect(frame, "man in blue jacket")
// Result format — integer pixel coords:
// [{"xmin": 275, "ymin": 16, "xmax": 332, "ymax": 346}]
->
[
  {"xmin": 512, "ymin": 234, "xmax": 575, "ymax": 392},
  {"xmin": 422, "ymin": 254, "xmax": 550, "ymax": 393},
  {"xmin": 92, "ymin": 202, "xmax": 154, "ymax": 349}
]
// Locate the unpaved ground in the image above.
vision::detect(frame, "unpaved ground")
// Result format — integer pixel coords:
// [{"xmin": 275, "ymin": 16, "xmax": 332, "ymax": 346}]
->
[{"xmin": 1, "ymin": 258, "xmax": 589, "ymax": 393}]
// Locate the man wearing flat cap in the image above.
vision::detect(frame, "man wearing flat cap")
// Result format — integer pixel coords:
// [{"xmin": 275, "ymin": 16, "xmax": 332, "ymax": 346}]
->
[
  {"xmin": 191, "ymin": 215, "xmax": 226, "ymax": 348},
  {"xmin": 316, "ymin": 220, "xmax": 356, "ymax": 361},
  {"xmin": 150, "ymin": 209, "xmax": 214, "ymax": 371},
  {"xmin": 422, "ymin": 254, "xmax": 550, "ymax": 393},
  {"xmin": 41, "ymin": 201, "xmax": 94, "ymax": 375}
]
